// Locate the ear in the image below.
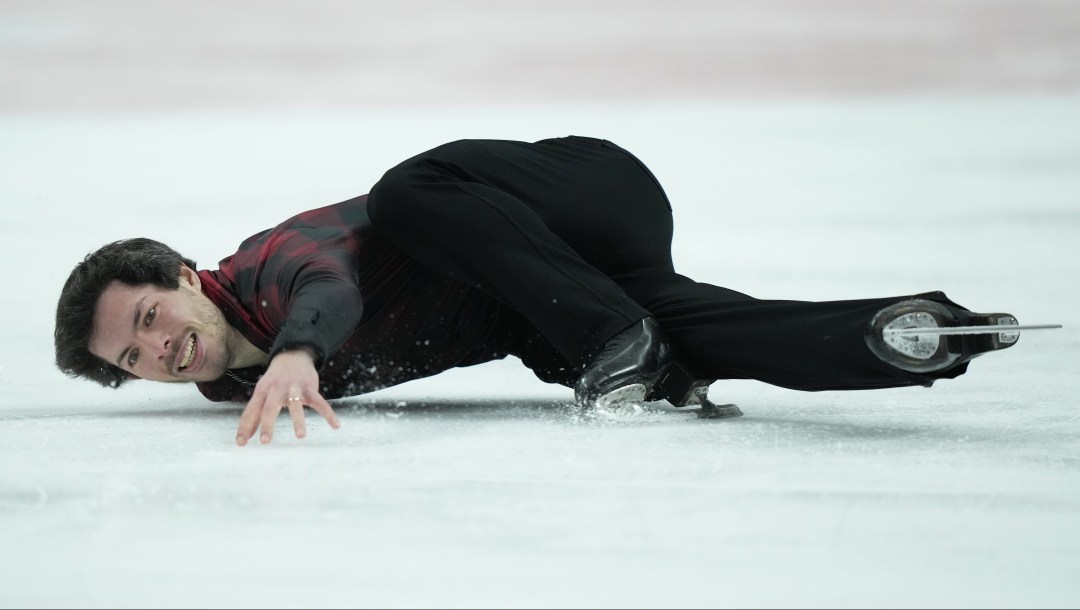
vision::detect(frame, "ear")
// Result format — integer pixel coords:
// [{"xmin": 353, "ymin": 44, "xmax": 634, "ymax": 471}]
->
[{"xmin": 178, "ymin": 264, "xmax": 201, "ymax": 291}]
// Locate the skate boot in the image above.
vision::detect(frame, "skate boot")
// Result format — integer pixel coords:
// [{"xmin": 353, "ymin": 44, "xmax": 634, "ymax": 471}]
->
[
  {"xmin": 574, "ymin": 317, "xmax": 673, "ymax": 409},
  {"xmin": 865, "ymin": 299, "xmax": 1021, "ymax": 374}
]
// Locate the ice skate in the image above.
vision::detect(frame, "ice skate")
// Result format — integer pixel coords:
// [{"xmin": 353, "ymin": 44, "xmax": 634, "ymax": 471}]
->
[
  {"xmin": 865, "ymin": 299, "xmax": 1059, "ymax": 374},
  {"xmin": 574, "ymin": 317, "xmax": 673, "ymax": 409}
]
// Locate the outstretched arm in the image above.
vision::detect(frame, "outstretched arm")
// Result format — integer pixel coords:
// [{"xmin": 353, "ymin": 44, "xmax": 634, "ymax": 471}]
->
[{"xmin": 231, "ymin": 224, "xmax": 365, "ymax": 445}]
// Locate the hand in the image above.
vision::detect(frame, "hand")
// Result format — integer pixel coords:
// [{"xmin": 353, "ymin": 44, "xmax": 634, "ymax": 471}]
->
[{"xmin": 235, "ymin": 347, "xmax": 341, "ymax": 446}]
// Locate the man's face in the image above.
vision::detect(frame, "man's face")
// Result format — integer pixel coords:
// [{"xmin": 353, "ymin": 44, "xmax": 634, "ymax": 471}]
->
[{"xmin": 88, "ymin": 266, "xmax": 233, "ymax": 383}]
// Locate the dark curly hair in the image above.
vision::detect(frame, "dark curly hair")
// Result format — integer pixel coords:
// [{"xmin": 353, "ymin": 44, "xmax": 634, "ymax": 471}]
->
[{"xmin": 55, "ymin": 238, "xmax": 197, "ymax": 388}]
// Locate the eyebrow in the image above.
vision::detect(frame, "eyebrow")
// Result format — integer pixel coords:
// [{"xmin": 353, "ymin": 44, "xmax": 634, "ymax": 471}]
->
[{"xmin": 114, "ymin": 296, "xmax": 148, "ymax": 367}]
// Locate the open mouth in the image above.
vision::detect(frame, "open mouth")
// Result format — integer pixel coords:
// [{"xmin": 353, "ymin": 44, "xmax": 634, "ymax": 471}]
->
[{"xmin": 178, "ymin": 333, "xmax": 197, "ymax": 372}]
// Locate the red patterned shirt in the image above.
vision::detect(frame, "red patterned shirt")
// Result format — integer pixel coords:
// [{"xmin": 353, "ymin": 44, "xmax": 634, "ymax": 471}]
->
[{"xmin": 195, "ymin": 195, "xmax": 508, "ymax": 402}]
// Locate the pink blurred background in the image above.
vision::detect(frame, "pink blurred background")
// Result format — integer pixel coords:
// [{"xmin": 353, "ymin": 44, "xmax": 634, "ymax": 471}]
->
[{"xmin": 3, "ymin": 0, "xmax": 1079, "ymax": 113}]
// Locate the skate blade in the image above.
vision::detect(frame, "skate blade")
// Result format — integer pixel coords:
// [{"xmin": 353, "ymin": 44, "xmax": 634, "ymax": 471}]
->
[
  {"xmin": 594, "ymin": 384, "xmax": 647, "ymax": 410},
  {"xmin": 662, "ymin": 387, "xmax": 743, "ymax": 419},
  {"xmin": 697, "ymin": 403, "xmax": 743, "ymax": 419},
  {"xmin": 884, "ymin": 322, "xmax": 1060, "ymax": 341},
  {"xmin": 884, "ymin": 322, "xmax": 1061, "ymax": 336}
]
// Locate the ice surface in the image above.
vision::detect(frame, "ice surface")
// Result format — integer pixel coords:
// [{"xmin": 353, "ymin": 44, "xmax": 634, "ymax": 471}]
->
[{"xmin": 2, "ymin": 96, "xmax": 1079, "ymax": 607}]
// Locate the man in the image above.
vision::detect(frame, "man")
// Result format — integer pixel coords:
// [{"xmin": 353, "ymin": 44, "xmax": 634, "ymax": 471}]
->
[{"xmin": 55, "ymin": 135, "xmax": 1022, "ymax": 446}]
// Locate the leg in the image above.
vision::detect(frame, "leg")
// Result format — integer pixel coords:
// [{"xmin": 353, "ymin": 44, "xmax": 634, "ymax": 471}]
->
[
  {"xmin": 368, "ymin": 136, "xmax": 976, "ymax": 397},
  {"xmin": 614, "ymin": 270, "xmax": 971, "ymax": 391},
  {"xmin": 366, "ymin": 137, "xmax": 658, "ymax": 366}
]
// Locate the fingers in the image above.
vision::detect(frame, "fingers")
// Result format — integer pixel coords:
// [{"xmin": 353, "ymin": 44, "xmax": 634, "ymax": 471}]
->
[
  {"xmin": 235, "ymin": 346, "xmax": 341, "ymax": 446},
  {"xmin": 305, "ymin": 393, "xmax": 342, "ymax": 430},
  {"xmin": 286, "ymin": 394, "xmax": 307, "ymax": 439},
  {"xmin": 236, "ymin": 387, "xmax": 268, "ymax": 446},
  {"xmin": 236, "ymin": 389, "xmax": 338, "ymax": 447},
  {"xmin": 258, "ymin": 393, "xmax": 282, "ymax": 444},
  {"xmin": 235, "ymin": 387, "xmax": 287, "ymax": 446}
]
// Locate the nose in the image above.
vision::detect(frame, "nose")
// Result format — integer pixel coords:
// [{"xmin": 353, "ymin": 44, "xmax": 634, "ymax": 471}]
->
[{"xmin": 139, "ymin": 330, "xmax": 172, "ymax": 362}]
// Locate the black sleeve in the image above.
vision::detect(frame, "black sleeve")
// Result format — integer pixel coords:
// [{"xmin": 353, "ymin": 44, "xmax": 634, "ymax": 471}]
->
[{"xmin": 264, "ymin": 227, "xmax": 365, "ymax": 369}]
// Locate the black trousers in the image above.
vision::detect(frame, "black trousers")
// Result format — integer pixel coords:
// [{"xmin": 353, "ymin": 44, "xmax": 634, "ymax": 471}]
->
[{"xmin": 366, "ymin": 135, "xmax": 969, "ymax": 392}]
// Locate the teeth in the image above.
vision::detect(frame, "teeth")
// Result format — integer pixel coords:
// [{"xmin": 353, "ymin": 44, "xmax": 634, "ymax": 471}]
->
[{"xmin": 179, "ymin": 336, "xmax": 195, "ymax": 369}]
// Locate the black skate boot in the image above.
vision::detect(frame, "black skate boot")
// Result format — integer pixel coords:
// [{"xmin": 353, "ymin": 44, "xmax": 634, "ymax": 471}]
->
[
  {"xmin": 865, "ymin": 299, "xmax": 1021, "ymax": 374},
  {"xmin": 574, "ymin": 317, "xmax": 674, "ymax": 409}
]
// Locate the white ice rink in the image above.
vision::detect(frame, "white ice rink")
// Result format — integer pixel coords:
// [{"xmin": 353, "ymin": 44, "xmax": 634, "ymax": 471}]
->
[{"xmin": 3, "ymin": 3, "xmax": 1080, "ymax": 609}]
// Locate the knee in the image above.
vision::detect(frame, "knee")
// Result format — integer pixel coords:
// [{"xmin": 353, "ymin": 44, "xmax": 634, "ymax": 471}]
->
[
  {"xmin": 374, "ymin": 141, "xmax": 471, "ymax": 188},
  {"xmin": 368, "ymin": 143, "xmax": 472, "ymax": 227},
  {"xmin": 367, "ymin": 158, "xmax": 429, "ymax": 229}
]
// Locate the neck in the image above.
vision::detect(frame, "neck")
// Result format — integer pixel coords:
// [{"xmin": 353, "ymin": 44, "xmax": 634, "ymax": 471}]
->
[{"xmin": 227, "ymin": 326, "xmax": 270, "ymax": 369}]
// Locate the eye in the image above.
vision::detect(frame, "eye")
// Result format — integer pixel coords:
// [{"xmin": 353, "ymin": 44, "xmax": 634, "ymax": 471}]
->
[
  {"xmin": 128, "ymin": 349, "xmax": 139, "ymax": 367},
  {"xmin": 145, "ymin": 306, "xmax": 156, "ymax": 326}
]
